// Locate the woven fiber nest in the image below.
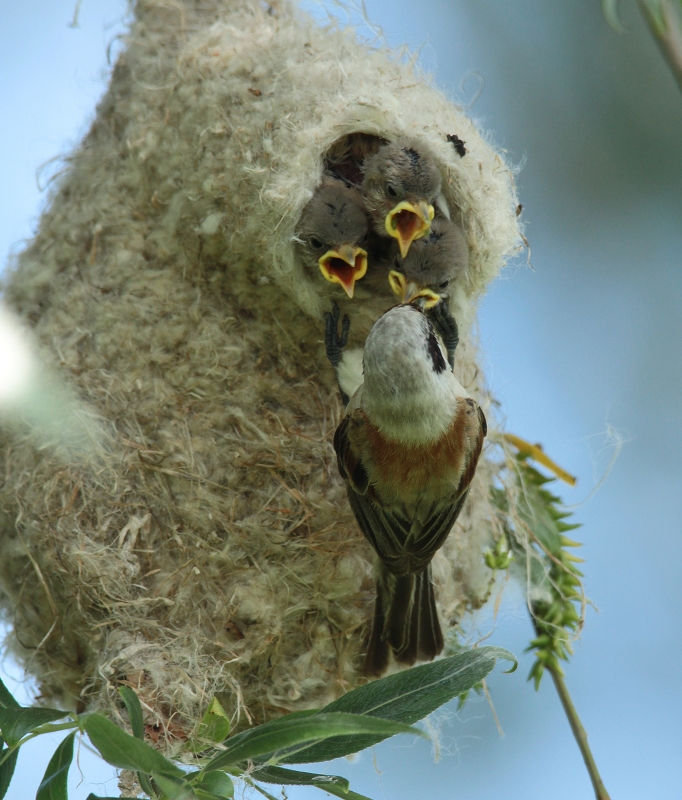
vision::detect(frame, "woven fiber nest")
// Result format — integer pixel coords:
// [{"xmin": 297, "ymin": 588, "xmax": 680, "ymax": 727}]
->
[{"xmin": 0, "ymin": 0, "xmax": 520, "ymax": 744}]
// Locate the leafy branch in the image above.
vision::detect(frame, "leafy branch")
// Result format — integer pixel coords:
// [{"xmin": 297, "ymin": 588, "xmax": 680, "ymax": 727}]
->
[
  {"xmin": 0, "ymin": 646, "xmax": 515, "ymax": 800},
  {"xmin": 604, "ymin": 0, "xmax": 682, "ymax": 91},
  {"xmin": 490, "ymin": 446, "xmax": 610, "ymax": 800}
]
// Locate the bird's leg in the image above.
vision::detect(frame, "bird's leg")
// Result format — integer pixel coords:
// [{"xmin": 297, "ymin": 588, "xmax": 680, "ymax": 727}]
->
[
  {"xmin": 324, "ymin": 301, "xmax": 351, "ymax": 405},
  {"xmin": 428, "ymin": 300, "xmax": 459, "ymax": 371}
]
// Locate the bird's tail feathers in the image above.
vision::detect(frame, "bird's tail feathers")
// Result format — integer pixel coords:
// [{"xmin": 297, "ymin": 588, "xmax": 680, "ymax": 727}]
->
[
  {"xmin": 362, "ymin": 589, "xmax": 390, "ymax": 676},
  {"xmin": 362, "ymin": 564, "xmax": 443, "ymax": 675}
]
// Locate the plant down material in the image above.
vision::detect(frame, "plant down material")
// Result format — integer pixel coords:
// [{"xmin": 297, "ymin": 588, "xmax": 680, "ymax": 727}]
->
[{"xmin": 0, "ymin": 0, "xmax": 520, "ymax": 743}]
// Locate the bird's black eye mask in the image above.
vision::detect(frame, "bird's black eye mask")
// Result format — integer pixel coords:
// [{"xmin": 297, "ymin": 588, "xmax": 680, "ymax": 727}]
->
[{"xmin": 424, "ymin": 317, "xmax": 447, "ymax": 374}]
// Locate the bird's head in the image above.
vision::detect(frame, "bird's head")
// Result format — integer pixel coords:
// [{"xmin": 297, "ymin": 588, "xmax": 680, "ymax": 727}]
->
[
  {"xmin": 388, "ymin": 216, "xmax": 469, "ymax": 305},
  {"xmin": 294, "ymin": 182, "xmax": 369, "ymax": 298},
  {"xmin": 361, "ymin": 304, "xmax": 466, "ymax": 444},
  {"xmin": 362, "ymin": 141, "xmax": 442, "ymax": 257}
]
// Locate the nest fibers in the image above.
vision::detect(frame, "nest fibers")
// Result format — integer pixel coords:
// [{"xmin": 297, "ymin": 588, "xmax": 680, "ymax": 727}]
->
[{"xmin": 0, "ymin": 0, "xmax": 521, "ymax": 741}]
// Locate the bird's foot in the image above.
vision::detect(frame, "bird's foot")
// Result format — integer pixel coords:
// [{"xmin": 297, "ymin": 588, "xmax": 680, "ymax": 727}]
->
[
  {"xmin": 324, "ymin": 302, "xmax": 350, "ymax": 368},
  {"xmin": 324, "ymin": 302, "xmax": 351, "ymax": 405},
  {"xmin": 428, "ymin": 300, "xmax": 459, "ymax": 370}
]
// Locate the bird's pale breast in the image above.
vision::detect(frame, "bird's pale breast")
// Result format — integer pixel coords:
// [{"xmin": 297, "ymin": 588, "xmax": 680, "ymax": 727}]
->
[{"xmin": 350, "ymin": 397, "xmax": 479, "ymax": 505}]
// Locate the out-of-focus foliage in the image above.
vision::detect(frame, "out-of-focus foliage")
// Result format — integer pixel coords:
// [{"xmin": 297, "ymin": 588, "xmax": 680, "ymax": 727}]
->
[{"xmin": 603, "ymin": 0, "xmax": 682, "ymax": 89}]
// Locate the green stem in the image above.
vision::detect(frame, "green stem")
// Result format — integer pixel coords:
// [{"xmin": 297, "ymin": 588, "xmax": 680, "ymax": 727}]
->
[
  {"xmin": 0, "ymin": 720, "xmax": 80, "ymax": 768},
  {"xmin": 26, "ymin": 720, "xmax": 79, "ymax": 737},
  {"xmin": 546, "ymin": 665, "xmax": 611, "ymax": 800}
]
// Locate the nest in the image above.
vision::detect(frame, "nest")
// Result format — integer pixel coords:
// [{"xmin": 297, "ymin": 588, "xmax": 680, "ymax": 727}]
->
[{"xmin": 0, "ymin": 0, "xmax": 520, "ymax": 744}]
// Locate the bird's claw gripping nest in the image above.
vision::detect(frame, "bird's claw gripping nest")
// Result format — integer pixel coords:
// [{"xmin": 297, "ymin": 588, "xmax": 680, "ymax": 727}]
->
[
  {"xmin": 324, "ymin": 301, "xmax": 350, "ymax": 369},
  {"xmin": 324, "ymin": 301, "xmax": 351, "ymax": 405}
]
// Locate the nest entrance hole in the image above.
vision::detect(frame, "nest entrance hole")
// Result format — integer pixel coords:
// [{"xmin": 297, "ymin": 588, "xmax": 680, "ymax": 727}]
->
[{"xmin": 323, "ymin": 132, "xmax": 389, "ymax": 186}]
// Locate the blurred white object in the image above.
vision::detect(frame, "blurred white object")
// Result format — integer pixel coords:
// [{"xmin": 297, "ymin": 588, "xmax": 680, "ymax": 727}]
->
[
  {"xmin": 0, "ymin": 304, "xmax": 33, "ymax": 406},
  {"xmin": 0, "ymin": 303, "xmax": 102, "ymax": 457}
]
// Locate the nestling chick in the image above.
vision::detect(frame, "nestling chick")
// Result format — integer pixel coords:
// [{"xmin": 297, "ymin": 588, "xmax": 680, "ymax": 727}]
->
[
  {"xmin": 388, "ymin": 216, "xmax": 469, "ymax": 369},
  {"xmin": 294, "ymin": 178, "xmax": 370, "ymax": 298},
  {"xmin": 393, "ymin": 216, "xmax": 469, "ymax": 304},
  {"xmin": 334, "ymin": 304, "xmax": 486, "ymax": 675},
  {"xmin": 362, "ymin": 139, "xmax": 444, "ymax": 258}
]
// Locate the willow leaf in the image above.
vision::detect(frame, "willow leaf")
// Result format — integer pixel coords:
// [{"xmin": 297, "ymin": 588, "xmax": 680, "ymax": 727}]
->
[
  {"xmin": 252, "ymin": 764, "xmax": 349, "ymax": 790},
  {"xmin": 0, "ymin": 748, "xmax": 18, "ymax": 800},
  {"xmin": 36, "ymin": 732, "xmax": 75, "ymax": 800},
  {"xmin": 0, "ymin": 708, "xmax": 68, "ymax": 748},
  {"xmin": 206, "ymin": 713, "xmax": 423, "ymax": 770},
  {"xmin": 280, "ymin": 645, "xmax": 515, "ymax": 764},
  {"xmin": 83, "ymin": 713, "xmax": 182, "ymax": 777}
]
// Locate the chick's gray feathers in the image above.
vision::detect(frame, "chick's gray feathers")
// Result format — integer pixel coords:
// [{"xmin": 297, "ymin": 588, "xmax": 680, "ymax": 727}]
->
[
  {"xmin": 362, "ymin": 140, "xmax": 442, "ymax": 230},
  {"xmin": 294, "ymin": 179, "xmax": 369, "ymax": 273},
  {"xmin": 397, "ymin": 216, "xmax": 469, "ymax": 294}
]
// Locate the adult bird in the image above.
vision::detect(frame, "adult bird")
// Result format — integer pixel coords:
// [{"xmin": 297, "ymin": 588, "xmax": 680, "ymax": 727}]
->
[
  {"xmin": 388, "ymin": 215, "xmax": 469, "ymax": 369},
  {"xmin": 362, "ymin": 139, "xmax": 446, "ymax": 259},
  {"xmin": 333, "ymin": 304, "xmax": 486, "ymax": 675}
]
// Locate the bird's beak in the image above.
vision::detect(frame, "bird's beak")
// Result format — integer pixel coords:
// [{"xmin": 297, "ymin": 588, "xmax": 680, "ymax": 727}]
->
[
  {"xmin": 388, "ymin": 270, "xmax": 441, "ymax": 309},
  {"xmin": 384, "ymin": 200, "xmax": 435, "ymax": 258},
  {"xmin": 318, "ymin": 245, "xmax": 368, "ymax": 299}
]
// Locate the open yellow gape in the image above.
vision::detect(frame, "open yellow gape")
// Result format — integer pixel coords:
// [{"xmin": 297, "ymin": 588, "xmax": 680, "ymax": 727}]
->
[{"xmin": 388, "ymin": 269, "xmax": 441, "ymax": 308}]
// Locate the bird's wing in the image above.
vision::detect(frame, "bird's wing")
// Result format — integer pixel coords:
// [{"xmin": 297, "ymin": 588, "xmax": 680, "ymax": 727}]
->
[
  {"xmin": 333, "ymin": 414, "xmax": 369, "ymax": 495},
  {"xmin": 337, "ymin": 403, "xmax": 487, "ymax": 575},
  {"xmin": 456, "ymin": 404, "xmax": 486, "ymax": 496},
  {"xmin": 347, "ymin": 485, "xmax": 468, "ymax": 575}
]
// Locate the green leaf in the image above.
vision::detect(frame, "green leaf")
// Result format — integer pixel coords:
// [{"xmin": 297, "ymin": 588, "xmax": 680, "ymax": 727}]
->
[
  {"xmin": 515, "ymin": 488, "xmax": 562, "ymax": 555},
  {"xmin": 36, "ymin": 732, "xmax": 75, "ymax": 800},
  {"xmin": 117, "ymin": 687, "xmax": 157, "ymax": 797},
  {"xmin": 280, "ymin": 646, "xmax": 515, "ymax": 763},
  {"xmin": 311, "ymin": 785, "xmax": 373, "ymax": 800},
  {"xmin": 140, "ymin": 775, "xmax": 157, "ymax": 799},
  {"xmin": 252, "ymin": 765, "xmax": 349, "ymax": 791},
  {"xmin": 152, "ymin": 774, "xmax": 197, "ymax": 799},
  {"xmin": 0, "ymin": 708, "xmax": 69, "ymax": 748},
  {"xmin": 206, "ymin": 713, "xmax": 424, "ymax": 770},
  {"xmin": 83, "ymin": 713, "xmax": 182, "ymax": 777},
  {"xmin": 0, "ymin": 680, "xmax": 19, "ymax": 712},
  {"xmin": 0, "ymin": 747, "xmax": 19, "ymax": 800},
  {"xmin": 118, "ymin": 687, "xmax": 144, "ymax": 740},
  {"xmin": 190, "ymin": 697, "xmax": 231, "ymax": 750},
  {"xmin": 195, "ymin": 770, "xmax": 234, "ymax": 798}
]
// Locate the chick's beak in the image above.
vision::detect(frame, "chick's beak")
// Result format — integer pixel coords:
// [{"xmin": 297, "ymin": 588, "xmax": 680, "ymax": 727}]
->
[
  {"xmin": 318, "ymin": 244, "xmax": 368, "ymax": 299},
  {"xmin": 388, "ymin": 270, "xmax": 441, "ymax": 309},
  {"xmin": 385, "ymin": 200, "xmax": 435, "ymax": 258}
]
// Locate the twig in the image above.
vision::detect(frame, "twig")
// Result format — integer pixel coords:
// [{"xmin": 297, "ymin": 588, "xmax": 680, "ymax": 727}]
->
[
  {"xmin": 481, "ymin": 679, "xmax": 504, "ymax": 736},
  {"xmin": 502, "ymin": 432, "xmax": 577, "ymax": 486},
  {"xmin": 68, "ymin": 0, "xmax": 83, "ymax": 28},
  {"xmin": 546, "ymin": 664, "xmax": 611, "ymax": 800},
  {"xmin": 639, "ymin": 0, "xmax": 682, "ymax": 91}
]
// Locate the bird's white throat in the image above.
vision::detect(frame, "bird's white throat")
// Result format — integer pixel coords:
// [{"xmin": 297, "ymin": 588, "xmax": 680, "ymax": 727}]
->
[{"xmin": 359, "ymin": 306, "xmax": 468, "ymax": 445}]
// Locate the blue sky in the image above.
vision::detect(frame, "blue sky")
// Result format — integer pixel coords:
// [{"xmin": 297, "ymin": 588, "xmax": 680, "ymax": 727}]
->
[{"xmin": 1, "ymin": 1, "xmax": 681, "ymax": 798}]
